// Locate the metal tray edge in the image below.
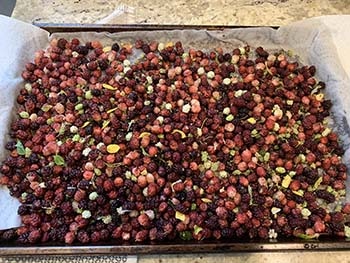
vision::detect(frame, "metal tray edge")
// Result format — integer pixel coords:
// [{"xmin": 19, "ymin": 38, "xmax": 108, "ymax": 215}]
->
[
  {"xmin": 1, "ymin": 240, "xmax": 350, "ymax": 256},
  {"xmin": 33, "ymin": 23, "xmax": 279, "ymax": 33}
]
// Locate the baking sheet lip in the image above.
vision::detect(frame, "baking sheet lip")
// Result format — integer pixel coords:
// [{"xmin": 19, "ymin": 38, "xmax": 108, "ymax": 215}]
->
[
  {"xmin": 0, "ymin": 241, "xmax": 350, "ymax": 255},
  {"xmin": 33, "ymin": 23, "xmax": 279, "ymax": 34}
]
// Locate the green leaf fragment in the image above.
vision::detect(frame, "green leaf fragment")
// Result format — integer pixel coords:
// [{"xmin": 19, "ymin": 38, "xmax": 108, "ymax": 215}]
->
[
  {"xmin": 75, "ymin": 103, "xmax": 83, "ymax": 111},
  {"xmin": 313, "ymin": 177, "xmax": 323, "ymax": 191},
  {"xmin": 179, "ymin": 231, "xmax": 192, "ymax": 241},
  {"xmin": 102, "ymin": 83, "xmax": 118, "ymax": 90},
  {"xmin": 247, "ymin": 117, "xmax": 256, "ymax": 124},
  {"xmin": 211, "ymin": 161, "xmax": 219, "ymax": 172},
  {"xmin": 59, "ymin": 123, "xmax": 66, "ymax": 135},
  {"xmin": 225, "ymin": 114, "xmax": 234, "ymax": 121},
  {"xmin": 41, "ymin": 104, "xmax": 53, "ymax": 112},
  {"xmin": 293, "ymin": 190, "xmax": 304, "ymax": 196},
  {"xmin": 54, "ymin": 154, "xmax": 65, "ymax": 166},
  {"xmin": 175, "ymin": 211, "xmax": 186, "ymax": 221},
  {"xmin": 201, "ymin": 198, "xmax": 212, "ymax": 203},
  {"xmin": 72, "ymin": 134, "xmax": 80, "ymax": 142},
  {"xmin": 219, "ymin": 170, "xmax": 228, "ymax": 178},
  {"xmin": 263, "ymin": 152, "xmax": 270, "ymax": 162},
  {"xmin": 289, "ymin": 171, "xmax": 296, "ymax": 177},
  {"xmin": 88, "ymin": 138, "xmax": 95, "ymax": 146},
  {"xmin": 327, "ymin": 186, "xmax": 335, "ymax": 194},
  {"xmin": 255, "ymin": 152, "xmax": 264, "ymax": 162},
  {"xmin": 345, "ymin": 226, "xmax": 350, "ymax": 238},
  {"xmin": 191, "ymin": 203, "xmax": 197, "ymax": 211},
  {"xmin": 85, "ymin": 90, "xmax": 93, "ymax": 100},
  {"xmin": 232, "ymin": 170, "xmax": 241, "ymax": 175},
  {"xmin": 203, "ymin": 161, "xmax": 211, "ymax": 169},
  {"xmin": 301, "ymin": 208, "xmax": 311, "ymax": 218},
  {"xmin": 24, "ymin": 147, "xmax": 32, "ymax": 158},
  {"xmin": 139, "ymin": 132, "xmax": 151, "ymax": 138},
  {"xmin": 172, "ymin": 129, "xmax": 186, "ymax": 139},
  {"xmin": 194, "ymin": 225, "xmax": 203, "ymax": 235},
  {"xmin": 107, "ymin": 107, "xmax": 118, "ymax": 114},
  {"xmin": 296, "ymin": 233, "xmax": 319, "ymax": 240},
  {"xmin": 102, "ymin": 120, "xmax": 110, "ymax": 129},
  {"xmin": 201, "ymin": 151, "xmax": 209, "ymax": 162},
  {"xmin": 321, "ymin": 128, "xmax": 331, "ymax": 137},
  {"xmin": 282, "ymin": 175, "xmax": 292, "ymax": 188},
  {"xmin": 101, "ymin": 215, "xmax": 112, "ymax": 224},
  {"xmin": 94, "ymin": 168, "xmax": 102, "ymax": 176},
  {"xmin": 16, "ymin": 140, "xmax": 25, "ymax": 155},
  {"xmin": 251, "ymin": 129, "xmax": 260, "ymax": 138},
  {"xmin": 19, "ymin": 111, "xmax": 29, "ymax": 119},
  {"xmin": 140, "ymin": 146, "xmax": 149, "ymax": 156},
  {"xmin": 82, "ymin": 121, "xmax": 91, "ymax": 128}
]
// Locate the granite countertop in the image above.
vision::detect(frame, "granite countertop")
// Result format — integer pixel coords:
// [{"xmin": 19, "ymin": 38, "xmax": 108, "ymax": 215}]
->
[
  {"xmin": 11, "ymin": 0, "xmax": 350, "ymax": 25},
  {"xmin": 5, "ymin": 1, "xmax": 350, "ymax": 263}
]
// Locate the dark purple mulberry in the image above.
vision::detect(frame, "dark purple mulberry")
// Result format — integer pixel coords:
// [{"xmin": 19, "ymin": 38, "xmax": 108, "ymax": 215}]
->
[
  {"xmin": 204, "ymin": 216, "xmax": 220, "ymax": 230},
  {"xmin": 77, "ymin": 230, "xmax": 90, "ymax": 243},
  {"xmin": 315, "ymin": 190, "xmax": 336, "ymax": 203},
  {"xmin": 2, "ymin": 229, "xmax": 17, "ymax": 240}
]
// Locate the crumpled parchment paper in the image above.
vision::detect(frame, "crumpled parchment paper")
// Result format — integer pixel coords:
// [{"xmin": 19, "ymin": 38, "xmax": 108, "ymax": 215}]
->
[{"xmin": 1, "ymin": 14, "xmax": 350, "ymax": 229}]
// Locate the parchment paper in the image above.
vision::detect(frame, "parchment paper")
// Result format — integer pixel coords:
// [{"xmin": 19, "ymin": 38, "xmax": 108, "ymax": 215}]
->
[{"xmin": 1, "ymin": 14, "xmax": 350, "ymax": 230}]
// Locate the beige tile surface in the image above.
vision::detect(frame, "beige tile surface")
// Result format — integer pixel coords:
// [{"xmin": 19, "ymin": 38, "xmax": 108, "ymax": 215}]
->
[{"xmin": 6, "ymin": 0, "xmax": 350, "ymax": 262}]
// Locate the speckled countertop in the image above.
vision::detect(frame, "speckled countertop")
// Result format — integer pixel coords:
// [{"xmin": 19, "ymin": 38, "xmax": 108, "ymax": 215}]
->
[
  {"xmin": 6, "ymin": 0, "xmax": 350, "ymax": 263},
  {"xmin": 11, "ymin": 0, "xmax": 350, "ymax": 25}
]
